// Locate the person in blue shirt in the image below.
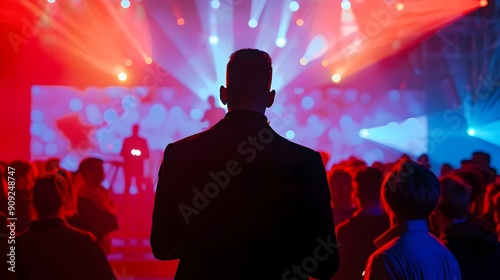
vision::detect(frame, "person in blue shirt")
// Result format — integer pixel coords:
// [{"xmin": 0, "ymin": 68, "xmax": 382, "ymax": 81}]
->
[{"xmin": 364, "ymin": 158, "xmax": 461, "ymax": 280}]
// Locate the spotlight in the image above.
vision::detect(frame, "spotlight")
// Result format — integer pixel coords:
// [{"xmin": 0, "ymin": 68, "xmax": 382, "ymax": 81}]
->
[
  {"xmin": 299, "ymin": 58, "xmax": 308, "ymax": 65},
  {"xmin": 211, "ymin": 0, "xmax": 221, "ymax": 9},
  {"xmin": 286, "ymin": 130, "xmax": 295, "ymax": 139},
  {"xmin": 275, "ymin": 37, "xmax": 287, "ymax": 48},
  {"xmin": 479, "ymin": 0, "xmax": 488, "ymax": 7},
  {"xmin": 118, "ymin": 72, "xmax": 127, "ymax": 81},
  {"xmin": 332, "ymin": 73, "xmax": 341, "ymax": 83},
  {"xmin": 359, "ymin": 129, "xmax": 369, "ymax": 138},
  {"xmin": 47, "ymin": 0, "xmax": 56, "ymax": 3},
  {"xmin": 289, "ymin": 1, "xmax": 300, "ymax": 12},
  {"xmin": 124, "ymin": 59, "xmax": 132, "ymax": 66},
  {"xmin": 248, "ymin": 19, "xmax": 258, "ymax": 28},
  {"xmin": 120, "ymin": 0, "xmax": 130, "ymax": 8},
  {"xmin": 145, "ymin": 57, "xmax": 153, "ymax": 64},
  {"xmin": 467, "ymin": 127, "xmax": 477, "ymax": 136},
  {"xmin": 177, "ymin": 18, "xmax": 185, "ymax": 26},
  {"xmin": 321, "ymin": 59, "xmax": 329, "ymax": 67},
  {"xmin": 341, "ymin": 0, "xmax": 351, "ymax": 10},
  {"xmin": 395, "ymin": 2, "xmax": 404, "ymax": 11},
  {"xmin": 209, "ymin": 35, "xmax": 219, "ymax": 44},
  {"xmin": 296, "ymin": 18, "xmax": 304, "ymax": 26}
]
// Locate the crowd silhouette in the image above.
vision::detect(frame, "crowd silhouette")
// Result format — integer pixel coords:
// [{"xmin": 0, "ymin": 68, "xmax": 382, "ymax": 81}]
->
[{"xmin": 0, "ymin": 49, "xmax": 499, "ymax": 279}]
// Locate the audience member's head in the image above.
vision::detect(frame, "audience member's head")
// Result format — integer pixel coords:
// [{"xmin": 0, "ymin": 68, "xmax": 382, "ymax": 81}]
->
[
  {"xmin": 220, "ymin": 48, "xmax": 275, "ymax": 113},
  {"xmin": 78, "ymin": 158, "xmax": 105, "ymax": 185},
  {"xmin": 381, "ymin": 159, "xmax": 440, "ymax": 224},
  {"xmin": 371, "ymin": 161, "xmax": 386, "ymax": 174},
  {"xmin": 433, "ymin": 176, "xmax": 471, "ymax": 234},
  {"xmin": 44, "ymin": 158, "xmax": 61, "ymax": 174},
  {"xmin": 329, "ymin": 167, "xmax": 354, "ymax": 209},
  {"xmin": 418, "ymin": 154, "xmax": 431, "ymax": 169},
  {"xmin": 453, "ymin": 168, "xmax": 484, "ymax": 205},
  {"xmin": 6, "ymin": 160, "xmax": 35, "ymax": 192},
  {"xmin": 440, "ymin": 163, "xmax": 453, "ymax": 177},
  {"xmin": 33, "ymin": 174, "xmax": 66, "ymax": 219},
  {"xmin": 481, "ymin": 181, "xmax": 500, "ymax": 218},
  {"xmin": 354, "ymin": 167, "xmax": 383, "ymax": 209},
  {"xmin": 56, "ymin": 169, "xmax": 77, "ymax": 217},
  {"xmin": 347, "ymin": 157, "xmax": 367, "ymax": 173}
]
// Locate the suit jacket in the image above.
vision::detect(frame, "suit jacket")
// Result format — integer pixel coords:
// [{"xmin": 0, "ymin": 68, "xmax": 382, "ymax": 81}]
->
[{"xmin": 151, "ymin": 110, "xmax": 339, "ymax": 280}]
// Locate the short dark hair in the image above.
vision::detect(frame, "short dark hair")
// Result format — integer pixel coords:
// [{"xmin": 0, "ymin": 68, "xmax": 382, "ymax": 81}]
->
[
  {"xmin": 355, "ymin": 167, "xmax": 383, "ymax": 206},
  {"xmin": 437, "ymin": 176, "xmax": 471, "ymax": 219},
  {"xmin": 33, "ymin": 174, "xmax": 66, "ymax": 217},
  {"xmin": 226, "ymin": 48, "xmax": 272, "ymax": 98},
  {"xmin": 329, "ymin": 167, "xmax": 353, "ymax": 208},
  {"xmin": 5, "ymin": 160, "xmax": 33, "ymax": 180},
  {"xmin": 382, "ymin": 159, "xmax": 440, "ymax": 221},
  {"xmin": 78, "ymin": 157, "xmax": 103, "ymax": 174}
]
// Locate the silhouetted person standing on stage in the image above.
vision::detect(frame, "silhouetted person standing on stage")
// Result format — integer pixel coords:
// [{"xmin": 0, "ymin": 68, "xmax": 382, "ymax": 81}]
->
[
  {"xmin": 201, "ymin": 95, "xmax": 226, "ymax": 128},
  {"xmin": 151, "ymin": 48, "xmax": 339, "ymax": 280},
  {"xmin": 121, "ymin": 124, "xmax": 150, "ymax": 195}
]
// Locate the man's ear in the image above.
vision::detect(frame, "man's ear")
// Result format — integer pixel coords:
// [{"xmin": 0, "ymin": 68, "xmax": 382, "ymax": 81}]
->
[
  {"xmin": 220, "ymin": 85, "xmax": 227, "ymax": 105},
  {"xmin": 266, "ymin": 89, "xmax": 275, "ymax": 108}
]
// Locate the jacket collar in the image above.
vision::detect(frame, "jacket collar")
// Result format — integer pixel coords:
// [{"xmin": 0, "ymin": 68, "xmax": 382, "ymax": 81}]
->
[
  {"xmin": 224, "ymin": 110, "xmax": 268, "ymax": 124},
  {"xmin": 374, "ymin": 219, "xmax": 429, "ymax": 248}
]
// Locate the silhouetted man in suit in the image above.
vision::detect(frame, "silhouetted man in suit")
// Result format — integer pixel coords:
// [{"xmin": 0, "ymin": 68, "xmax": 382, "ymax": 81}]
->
[
  {"xmin": 121, "ymin": 124, "xmax": 150, "ymax": 195},
  {"xmin": 151, "ymin": 49, "xmax": 339, "ymax": 280}
]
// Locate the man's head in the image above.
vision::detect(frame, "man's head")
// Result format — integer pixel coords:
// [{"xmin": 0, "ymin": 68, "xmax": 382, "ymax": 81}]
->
[
  {"xmin": 33, "ymin": 174, "xmax": 66, "ymax": 219},
  {"xmin": 436, "ymin": 176, "xmax": 471, "ymax": 220},
  {"xmin": 44, "ymin": 158, "xmax": 61, "ymax": 174},
  {"xmin": 6, "ymin": 160, "xmax": 35, "ymax": 192},
  {"xmin": 354, "ymin": 167, "xmax": 383, "ymax": 209},
  {"xmin": 78, "ymin": 157, "xmax": 105, "ymax": 185},
  {"xmin": 381, "ymin": 159, "xmax": 440, "ymax": 223},
  {"xmin": 220, "ymin": 48, "xmax": 275, "ymax": 113},
  {"xmin": 132, "ymin": 124, "xmax": 140, "ymax": 135}
]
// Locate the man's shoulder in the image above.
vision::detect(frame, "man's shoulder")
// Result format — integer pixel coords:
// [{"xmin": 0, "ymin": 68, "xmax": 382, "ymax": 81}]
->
[
  {"xmin": 167, "ymin": 130, "xmax": 210, "ymax": 150},
  {"xmin": 167, "ymin": 125, "xmax": 319, "ymax": 157}
]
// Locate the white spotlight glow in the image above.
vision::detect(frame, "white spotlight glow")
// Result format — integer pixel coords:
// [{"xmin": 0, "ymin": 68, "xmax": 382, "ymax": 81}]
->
[
  {"xmin": 467, "ymin": 127, "xmax": 477, "ymax": 136},
  {"xmin": 275, "ymin": 37, "xmax": 287, "ymax": 48},
  {"xmin": 341, "ymin": 0, "xmax": 351, "ymax": 10},
  {"xmin": 359, "ymin": 129, "xmax": 369, "ymax": 138},
  {"xmin": 47, "ymin": 0, "xmax": 56, "ymax": 3},
  {"xmin": 248, "ymin": 19, "xmax": 258, "ymax": 28},
  {"xmin": 209, "ymin": 35, "xmax": 219, "ymax": 44},
  {"xmin": 332, "ymin": 73, "xmax": 342, "ymax": 83},
  {"xmin": 289, "ymin": 1, "xmax": 300, "ymax": 12},
  {"xmin": 118, "ymin": 72, "xmax": 127, "ymax": 81},
  {"xmin": 120, "ymin": 0, "xmax": 130, "ymax": 8},
  {"xmin": 211, "ymin": 0, "xmax": 221, "ymax": 9}
]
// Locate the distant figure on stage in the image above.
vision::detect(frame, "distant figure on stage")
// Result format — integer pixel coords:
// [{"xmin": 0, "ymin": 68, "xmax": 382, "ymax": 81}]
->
[
  {"xmin": 151, "ymin": 49, "xmax": 339, "ymax": 280},
  {"xmin": 121, "ymin": 124, "xmax": 150, "ymax": 195},
  {"xmin": 201, "ymin": 95, "xmax": 226, "ymax": 128}
]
